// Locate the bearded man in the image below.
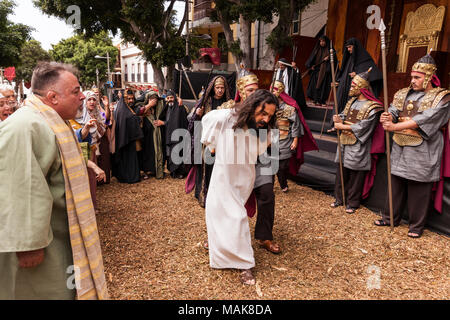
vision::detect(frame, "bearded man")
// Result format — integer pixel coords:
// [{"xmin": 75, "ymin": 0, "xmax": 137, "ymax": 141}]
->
[{"xmin": 331, "ymin": 68, "xmax": 384, "ymax": 214}]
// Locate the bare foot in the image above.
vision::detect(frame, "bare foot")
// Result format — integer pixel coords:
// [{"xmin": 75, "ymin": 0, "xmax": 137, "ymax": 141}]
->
[{"xmin": 240, "ymin": 269, "xmax": 255, "ymax": 285}]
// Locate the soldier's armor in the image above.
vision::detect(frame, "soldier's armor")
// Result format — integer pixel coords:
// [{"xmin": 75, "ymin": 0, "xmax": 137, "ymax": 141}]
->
[
  {"xmin": 392, "ymin": 87, "xmax": 450, "ymax": 146},
  {"xmin": 217, "ymin": 99, "xmax": 235, "ymax": 110},
  {"xmin": 276, "ymin": 104, "xmax": 296, "ymax": 140},
  {"xmin": 340, "ymin": 97, "xmax": 383, "ymax": 145}
]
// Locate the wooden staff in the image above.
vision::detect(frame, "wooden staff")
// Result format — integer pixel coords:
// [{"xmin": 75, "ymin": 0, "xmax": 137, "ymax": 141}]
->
[
  {"xmin": 378, "ymin": 19, "xmax": 394, "ymax": 230},
  {"xmin": 329, "ymin": 41, "xmax": 346, "ymax": 209}
]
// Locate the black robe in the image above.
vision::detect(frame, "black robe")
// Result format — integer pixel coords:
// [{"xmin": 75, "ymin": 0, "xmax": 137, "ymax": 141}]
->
[
  {"xmin": 165, "ymin": 99, "xmax": 189, "ymax": 175},
  {"xmin": 305, "ymin": 36, "xmax": 336, "ymax": 105},
  {"xmin": 136, "ymin": 100, "xmax": 167, "ymax": 178},
  {"xmin": 274, "ymin": 66, "xmax": 307, "ymax": 109},
  {"xmin": 112, "ymin": 98, "xmax": 144, "ymax": 184},
  {"xmin": 335, "ymin": 38, "xmax": 383, "ymax": 114}
]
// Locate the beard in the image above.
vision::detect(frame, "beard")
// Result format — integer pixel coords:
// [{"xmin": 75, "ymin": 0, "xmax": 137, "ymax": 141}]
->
[
  {"xmin": 349, "ymin": 87, "xmax": 360, "ymax": 97},
  {"xmin": 247, "ymin": 117, "xmax": 268, "ymax": 137}
]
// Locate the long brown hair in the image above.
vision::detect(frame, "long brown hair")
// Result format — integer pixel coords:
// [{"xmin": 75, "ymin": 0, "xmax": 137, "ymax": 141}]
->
[{"xmin": 232, "ymin": 89, "xmax": 279, "ymax": 130}]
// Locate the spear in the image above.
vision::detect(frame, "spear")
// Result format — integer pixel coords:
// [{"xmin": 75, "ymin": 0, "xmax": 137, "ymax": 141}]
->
[
  {"xmin": 329, "ymin": 40, "xmax": 346, "ymax": 210},
  {"xmin": 379, "ymin": 19, "xmax": 394, "ymax": 231}
]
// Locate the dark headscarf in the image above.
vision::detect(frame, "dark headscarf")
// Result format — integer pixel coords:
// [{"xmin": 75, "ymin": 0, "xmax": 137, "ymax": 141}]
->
[{"xmin": 114, "ymin": 96, "xmax": 143, "ymax": 151}]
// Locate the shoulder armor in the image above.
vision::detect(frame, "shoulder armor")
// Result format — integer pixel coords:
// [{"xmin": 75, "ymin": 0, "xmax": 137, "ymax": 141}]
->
[
  {"xmin": 393, "ymin": 88, "xmax": 410, "ymax": 111},
  {"xmin": 217, "ymin": 99, "xmax": 235, "ymax": 110}
]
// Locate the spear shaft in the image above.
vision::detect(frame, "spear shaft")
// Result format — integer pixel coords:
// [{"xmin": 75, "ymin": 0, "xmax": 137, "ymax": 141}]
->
[
  {"xmin": 379, "ymin": 19, "xmax": 395, "ymax": 231},
  {"xmin": 329, "ymin": 41, "xmax": 346, "ymax": 209}
]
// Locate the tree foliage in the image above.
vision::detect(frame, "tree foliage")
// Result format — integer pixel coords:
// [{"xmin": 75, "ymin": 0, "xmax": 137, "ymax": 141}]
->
[
  {"xmin": 211, "ymin": 0, "xmax": 317, "ymax": 69},
  {"xmin": 50, "ymin": 31, "xmax": 118, "ymax": 88},
  {"xmin": 34, "ymin": 0, "xmax": 209, "ymax": 89},
  {"xmin": 15, "ymin": 39, "xmax": 51, "ymax": 84},
  {"xmin": 0, "ymin": 0, "xmax": 33, "ymax": 67}
]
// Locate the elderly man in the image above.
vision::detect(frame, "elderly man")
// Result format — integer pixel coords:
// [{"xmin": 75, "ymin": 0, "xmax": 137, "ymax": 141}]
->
[
  {"xmin": 375, "ymin": 54, "xmax": 449, "ymax": 238},
  {"xmin": 0, "ymin": 93, "xmax": 11, "ymax": 122},
  {"xmin": 0, "ymin": 84, "xmax": 18, "ymax": 114},
  {"xmin": 0, "ymin": 61, "xmax": 108, "ymax": 299}
]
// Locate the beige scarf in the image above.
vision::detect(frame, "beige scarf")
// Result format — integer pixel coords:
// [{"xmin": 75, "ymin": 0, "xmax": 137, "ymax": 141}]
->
[{"xmin": 27, "ymin": 94, "xmax": 108, "ymax": 300}]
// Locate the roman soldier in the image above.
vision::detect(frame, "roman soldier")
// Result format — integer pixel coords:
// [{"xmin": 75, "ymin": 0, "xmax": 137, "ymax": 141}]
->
[
  {"xmin": 375, "ymin": 54, "xmax": 449, "ymax": 238},
  {"xmin": 331, "ymin": 68, "xmax": 384, "ymax": 214}
]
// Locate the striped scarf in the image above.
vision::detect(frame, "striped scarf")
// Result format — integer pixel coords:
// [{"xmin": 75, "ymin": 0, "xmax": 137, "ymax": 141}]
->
[{"xmin": 27, "ymin": 94, "xmax": 108, "ymax": 300}]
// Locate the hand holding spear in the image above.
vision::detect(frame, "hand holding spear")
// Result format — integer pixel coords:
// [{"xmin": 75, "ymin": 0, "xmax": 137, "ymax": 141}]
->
[
  {"xmin": 378, "ymin": 19, "xmax": 394, "ymax": 230},
  {"xmin": 329, "ymin": 41, "xmax": 346, "ymax": 210}
]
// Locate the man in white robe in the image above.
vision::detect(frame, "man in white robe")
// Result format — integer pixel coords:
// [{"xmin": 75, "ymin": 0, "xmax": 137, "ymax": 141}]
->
[{"xmin": 201, "ymin": 89, "xmax": 278, "ymax": 285}]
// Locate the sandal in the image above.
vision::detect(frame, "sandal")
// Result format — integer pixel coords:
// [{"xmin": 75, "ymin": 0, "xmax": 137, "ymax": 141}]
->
[
  {"xmin": 407, "ymin": 232, "xmax": 421, "ymax": 238},
  {"xmin": 240, "ymin": 269, "xmax": 255, "ymax": 286},
  {"xmin": 141, "ymin": 173, "xmax": 149, "ymax": 180},
  {"xmin": 281, "ymin": 187, "xmax": 288, "ymax": 193},
  {"xmin": 330, "ymin": 201, "xmax": 343, "ymax": 208},
  {"xmin": 259, "ymin": 240, "xmax": 281, "ymax": 254},
  {"xmin": 374, "ymin": 219, "xmax": 390, "ymax": 227},
  {"xmin": 203, "ymin": 240, "xmax": 209, "ymax": 250},
  {"xmin": 345, "ymin": 207, "xmax": 357, "ymax": 214}
]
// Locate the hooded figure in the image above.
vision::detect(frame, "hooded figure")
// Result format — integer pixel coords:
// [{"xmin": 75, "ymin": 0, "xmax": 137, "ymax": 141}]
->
[
  {"xmin": 273, "ymin": 58, "xmax": 307, "ymax": 109},
  {"xmin": 335, "ymin": 38, "xmax": 383, "ymax": 114},
  {"xmin": 186, "ymin": 75, "xmax": 233, "ymax": 206},
  {"xmin": 134, "ymin": 89, "xmax": 167, "ymax": 179},
  {"xmin": 305, "ymin": 35, "xmax": 337, "ymax": 105},
  {"xmin": 164, "ymin": 89, "xmax": 189, "ymax": 178},
  {"xmin": 112, "ymin": 89, "xmax": 144, "ymax": 184}
]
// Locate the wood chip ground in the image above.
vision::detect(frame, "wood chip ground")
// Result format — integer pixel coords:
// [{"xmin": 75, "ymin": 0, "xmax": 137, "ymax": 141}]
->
[{"xmin": 96, "ymin": 176, "xmax": 450, "ymax": 300}]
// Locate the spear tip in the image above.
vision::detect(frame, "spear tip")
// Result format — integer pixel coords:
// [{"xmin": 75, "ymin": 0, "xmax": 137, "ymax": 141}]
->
[{"xmin": 378, "ymin": 19, "xmax": 386, "ymax": 32}]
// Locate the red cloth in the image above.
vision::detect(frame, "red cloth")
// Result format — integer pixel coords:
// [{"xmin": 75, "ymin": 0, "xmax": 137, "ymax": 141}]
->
[
  {"xmin": 245, "ymin": 191, "xmax": 257, "ymax": 218},
  {"xmin": 279, "ymin": 92, "xmax": 319, "ymax": 175},
  {"xmin": 199, "ymin": 48, "xmax": 221, "ymax": 66},
  {"xmin": 4, "ymin": 67, "xmax": 15, "ymax": 81},
  {"xmin": 362, "ymin": 122, "xmax": 385, "ymax": 199},
  {"xmin": 433, "ymin": 126, "xmax": 449, "ymax": 213},
  {"xmin": 185, "ymin": 166, "xmax": 197, "ymax": 194},
  {"xmin": 360, "ymin": 88, "xmax": 382, "ymax": 105}
]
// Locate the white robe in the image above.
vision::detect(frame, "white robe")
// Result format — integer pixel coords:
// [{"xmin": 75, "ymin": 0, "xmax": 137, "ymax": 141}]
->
[{"xmin": 201, "ymin": 108, "xmax": 265, "ymax": 269}]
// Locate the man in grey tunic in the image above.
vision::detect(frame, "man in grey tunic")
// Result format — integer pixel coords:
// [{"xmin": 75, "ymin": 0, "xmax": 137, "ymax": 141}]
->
[
  {"xmin": 375, "ymin": 54, "xmax": 449, "ymax": 238},
  {"xmin": 331, "ymin": 68, "xmax": 383, "ymax": 213},
  {"xmin": 252, "ymin": 80, "xmax": 304, "ymax": 254}
]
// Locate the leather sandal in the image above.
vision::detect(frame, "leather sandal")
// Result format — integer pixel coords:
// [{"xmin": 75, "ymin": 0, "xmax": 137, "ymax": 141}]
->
[
  {"xmin": 407, "ymin": 232, "xmax": 421, "ymax": 238},
  {"xmin": 240, "ymin": 269, "xmax": 255, "ymax": 286},
  {"xmin": 374, "ymin": 219, "xmax": 390, "ymax": 227},
  {"xmin": 203, "ymin": 240, "xmax": 209, "ymax": 250},
  {"xmin": 330, "ymin": 201, "xmax": 343, "ymax": 208},
  {"xmin": 259, "ymin": 240, "xmax": 281, "ymax": 254},
  {"xmin": 345, "ymin": 206, "xmax": 358, "ymax": 214}
]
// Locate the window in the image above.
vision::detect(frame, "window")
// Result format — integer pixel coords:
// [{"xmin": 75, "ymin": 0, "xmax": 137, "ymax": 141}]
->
[
  {"xmin": 137, "ymin": 64, "xmax": 141, "ymax": 83},
  {"xmin": 143, "ymin": 63, "xmax": 148, "ymax": 83},
  {"xmin": 124, "ymin": 64, "xmax": 128, "ymax": 82},
  {"xmin": 292, "ymin": 11, "xmax": 301, "ymax": 35},
  {"xmin": 131, "ymin": 64, "xmax": 135, "ymax": 82}
]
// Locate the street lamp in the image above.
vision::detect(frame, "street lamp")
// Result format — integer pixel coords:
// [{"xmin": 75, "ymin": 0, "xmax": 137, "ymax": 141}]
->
[
  {"xmin": 95, "ymin": 52, "xmax": 111, "ymax": 100},
  {"xmin": 95, "ymin": 52, "xmax": 111, "ymax": 82}
]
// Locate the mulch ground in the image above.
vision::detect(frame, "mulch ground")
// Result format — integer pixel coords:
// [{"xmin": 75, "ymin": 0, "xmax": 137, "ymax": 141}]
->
[{"xmin": 96, "ymin": 176, "xmax": 449, "ymax": 300}]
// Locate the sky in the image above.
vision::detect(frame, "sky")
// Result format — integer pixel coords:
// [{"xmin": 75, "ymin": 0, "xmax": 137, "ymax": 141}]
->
[{"xmin": 9, "ymin": 0, "xmax": 186, "ymax": 51}]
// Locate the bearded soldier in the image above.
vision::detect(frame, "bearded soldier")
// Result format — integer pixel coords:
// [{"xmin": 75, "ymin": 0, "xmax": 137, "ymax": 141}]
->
[
  {"xmin": 375, "ymin": 54, "xmax": 449, "ymax": 238},
  {"xmin": 331, "ymin": 68, "xmax": 384, "ymax": 214}
]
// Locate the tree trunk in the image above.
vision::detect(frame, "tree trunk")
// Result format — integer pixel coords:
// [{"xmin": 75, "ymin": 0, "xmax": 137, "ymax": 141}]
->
[
  {"xmin": 216, "ymin": 9, "xmax": 240, "ymax": 71},
  {"xmin": 239, "ymin": 15, "xmax": 252, "ymax": 69},
  {"xmin": 151, "ymin": 62, "xmax": 165, "ymax": 91},
  {"xmin": 164, "ymin": 65, "xmax": 175, "ymax": 90}
]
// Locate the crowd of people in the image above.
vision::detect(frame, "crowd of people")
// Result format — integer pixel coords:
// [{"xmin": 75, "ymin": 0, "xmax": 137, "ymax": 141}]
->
[{"xmin": 0, "ymin": 33, "xmax": 448, "ymax": 298}]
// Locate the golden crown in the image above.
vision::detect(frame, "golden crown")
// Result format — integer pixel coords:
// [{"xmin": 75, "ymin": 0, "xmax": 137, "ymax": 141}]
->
[
  {"xmin": 272, "ymin": 80, "xmax": 285, "ymax": 97},
  {"xmin": 237, "ymin": 74, "xmax": 259, "ymax": 92}
]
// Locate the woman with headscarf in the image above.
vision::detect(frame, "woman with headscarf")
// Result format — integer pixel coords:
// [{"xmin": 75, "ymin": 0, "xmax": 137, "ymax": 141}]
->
[
  {"xmin": 186, "ymin": 75, "xmax": 232, "ymax": 207},
  {"xmin": 305, "ymin": 35, "xmax": 336, "ymax": 106},
  {"xmin": 335, "ymin": 38, "xmax": 383, "ymax": 114}
]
